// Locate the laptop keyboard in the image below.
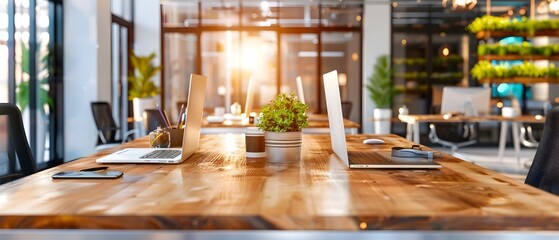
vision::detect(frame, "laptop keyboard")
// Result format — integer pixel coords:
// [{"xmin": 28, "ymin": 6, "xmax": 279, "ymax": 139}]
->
[
  {"xmin": 140, "ymin": 150, "xmax": 182, "ymax": 159},
  {"xmin": 348, "ymin": 151, "xmax": 396, "ymax": 165}
]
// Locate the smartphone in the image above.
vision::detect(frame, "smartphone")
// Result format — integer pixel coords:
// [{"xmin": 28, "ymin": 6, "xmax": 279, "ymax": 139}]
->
[{"xmin": 52, "ymin": 170, "xmax": 123, "ymax": 179}]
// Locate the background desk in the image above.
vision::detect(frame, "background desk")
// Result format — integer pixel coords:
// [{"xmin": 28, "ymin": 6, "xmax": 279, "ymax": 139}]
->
[
  {"xmin": 399, "ymin": 114, "xmax": 545, "ymax": 163},
  {"xmin": 202, "ymin": 114, "xmax": 360, "ymax": 134},
  {"xmin": 0, "ymin": 134, "xmax": 559, "ymax": 235}
]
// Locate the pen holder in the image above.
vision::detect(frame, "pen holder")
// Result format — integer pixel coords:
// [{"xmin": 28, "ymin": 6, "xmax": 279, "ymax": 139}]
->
[{"xmin": 165, "ymin": 127, "xmax": 184, "ymax": 147}]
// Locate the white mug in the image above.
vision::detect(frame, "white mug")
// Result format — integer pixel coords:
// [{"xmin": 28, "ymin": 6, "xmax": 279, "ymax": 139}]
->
[{"xmin": 214, "ymin": 107, "xmax": 225, "ymax": 117}]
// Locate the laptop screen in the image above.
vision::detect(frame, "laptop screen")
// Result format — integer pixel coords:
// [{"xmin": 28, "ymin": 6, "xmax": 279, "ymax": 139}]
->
[{"xmin": 322, "ymin": 70, "xmax": 350, "ymax": 167}]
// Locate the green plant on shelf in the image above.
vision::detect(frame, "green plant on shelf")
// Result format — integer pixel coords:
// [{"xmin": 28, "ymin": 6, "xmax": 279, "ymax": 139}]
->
[
  {"xmin": 394, "ymin": 71, "xmax": 463, "ymax": 81},
  {"xmin": 471, "ymin": 61, "xmax": 559, "ymax": 80},
  {"xmin": 394, "ymin": 58, "xmax": 427, "ymax": 66},
  {"xmin": 478, "ymin": 42, "xmax": 559, "ymax": 57},
  {"xmin": 394, "ymin": 55, "xmax": 463, "ymax": 66},
  {"xmin": 431, "ymin": 72, "xmax": 464, "ymax": 81},
  {"xmin": 467, "ymin": 16, "xmax": 559, "ymax": 36},
  {"xmin": 394, "ymin": 72, "xmax": 428, "ymax": 79}
]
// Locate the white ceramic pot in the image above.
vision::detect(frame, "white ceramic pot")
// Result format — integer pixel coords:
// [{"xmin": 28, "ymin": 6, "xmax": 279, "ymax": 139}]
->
[
  {"xmin": 133, "ymin": 97, "xmax": 156, "ymax": 122},
  {"xmin": 264, "ymin": 131, "xmax": 302, "ymax": 164},
  {"xmin": 373, "ymin": 108, "xmax": 392, "ymax": 134}
]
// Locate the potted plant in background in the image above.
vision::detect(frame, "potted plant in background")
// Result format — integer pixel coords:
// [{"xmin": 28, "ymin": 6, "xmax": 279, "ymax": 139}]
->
[
  {"xmin": 16, "ymin": 41, "xmax": 53, "ymax": 162},
  {"xmin": 129, "ymin": 51, "xmax": 161, "ymax": 123},
  {"xmin": 257, "ymin": 93, "xmax": 309, "ymax": 164},
  {"xmin": 367, "ymin": 55, "xmax": 394, "ymax": 134}
]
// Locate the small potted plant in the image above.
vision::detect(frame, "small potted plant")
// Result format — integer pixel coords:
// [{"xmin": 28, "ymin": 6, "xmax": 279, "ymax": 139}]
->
[
  {"xmin": 129, "ymin": 51, "xmax": 161, "ymax": 122},
  {"xmin": 367, "ymin": 55, "xmax": 394, "ymax": 134},
  {"xmin": 257, "ymin": 93, "xmax": 309, "ymax": 163}
]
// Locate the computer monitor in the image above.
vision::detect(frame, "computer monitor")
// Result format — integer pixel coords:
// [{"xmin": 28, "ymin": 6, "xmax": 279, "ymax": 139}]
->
[
  {"xmin": 244, "ymin": 77, "xmax": 255, "ymax": 116},
  {"xmin": 441, "ymin": 87, "xmax": 491, "ymax": 116},
  {"xmin": 296, "ymin": 76, "xmax": 306, "ymax": 104}
]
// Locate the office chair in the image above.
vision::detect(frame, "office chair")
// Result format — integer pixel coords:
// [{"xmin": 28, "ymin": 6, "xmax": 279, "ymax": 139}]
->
[
  {"xmin": 143, "ymin": 109, "xmax": 167, "ymax": 135},
  {"xmin": 0, "ymin": 103, "xmax": 37, "ymax": 184},
  {"xmin": 341, "ymin": 101, "xmax": 353, "ymax": 119},
  {"xmin": 428, "ymin": 107, "xmax": 477, "ymax": 154},
  {"xmin": 90, "ymin": 102, "xmax": 136, "ymax": 151},
  {"xmin": 525, "ymin": 106, "xmax": 559, "ymax": 195}
]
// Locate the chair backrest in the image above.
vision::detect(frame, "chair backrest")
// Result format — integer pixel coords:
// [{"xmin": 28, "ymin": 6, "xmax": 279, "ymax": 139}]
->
[
  {"xmin": 341, "ymin": 101, "xmax": 353, "ymax": 119},
  {"xmin": 526, "ymin": 106, "xmax": 559, "ymax": 195},
  {"xmin": 90, "ymin": 102, "xmax": 118, "ymax": 144},
  {"xmin": 143, "ymin": 109, "xmax": 166, "ymax": 135},
  {"xmin": 0, "ymin": 103, "xmax": 37, "ymax": 183}
]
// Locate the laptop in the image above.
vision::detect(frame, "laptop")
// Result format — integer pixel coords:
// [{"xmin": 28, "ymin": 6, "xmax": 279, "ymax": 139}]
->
[
  {"xmin": 97, "ymin": 74, "xmax": 207, "ymax": 164},
  {"xmin": 322, "ymin": 70, "xmax": 440, "ymax": 169}
]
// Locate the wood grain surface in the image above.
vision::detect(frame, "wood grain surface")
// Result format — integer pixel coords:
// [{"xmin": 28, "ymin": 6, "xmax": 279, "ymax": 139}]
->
[
  {"xmin": 0, "ymin": 134, "xmax": 559, "ymax": 230},
  {"xmin": 203, "ymin": 114, "xmax": 360, "ymax": 129},
  {"xmin": 399, "ymin": 114, "xmax": 545, "ymax": 124}
]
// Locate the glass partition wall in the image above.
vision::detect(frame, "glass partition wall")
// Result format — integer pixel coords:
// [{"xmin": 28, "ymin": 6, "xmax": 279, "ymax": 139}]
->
[
  {"xmin": 161, "ymin": 0, "xmax": 363, "ymax": 124},
  {"xmin": 0, "ymin": 0, "xmax": 64, "ymax": 178}
]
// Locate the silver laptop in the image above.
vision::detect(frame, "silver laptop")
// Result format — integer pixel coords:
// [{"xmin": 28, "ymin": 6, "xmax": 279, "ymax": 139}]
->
[
  {"xmin": 322, "ymin": 70, "xmax": 440, "ymax": 169},
  {"xmin": 97, "ymin": 74, "xmax": 207, "ymax": 164}
]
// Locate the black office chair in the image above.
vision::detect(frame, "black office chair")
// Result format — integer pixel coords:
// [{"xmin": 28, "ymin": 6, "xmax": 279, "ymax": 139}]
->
[
  {"xmin": 427, "ymin": 105, "xmax": 477, "ymax": 153},
  {"xmin": 0, "ymin": 103, "xmax": 37, "ymax": 184},
  {"xmin": 525, "ymin": 106, "xmax": 559, "ymax": 195},
  {"xmin": 143, "ymin": 109, "xmax": 167, "ymax": 135},
  {"xmin": 90, "ymin": 102, "xmax": 136, "ymax": 150},
  {"xmin": 341, "ymin": 101, "xmax": 353, "ymax": 119}
]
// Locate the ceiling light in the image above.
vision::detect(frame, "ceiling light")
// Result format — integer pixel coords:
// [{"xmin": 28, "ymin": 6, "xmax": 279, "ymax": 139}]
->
[
  {"xmin": 442, "ymin": 0, "xmax": 478, "ymax": 11},
  {"xmin": 392, "ymin": 1, "xmax": 398, "ymax": 8}
]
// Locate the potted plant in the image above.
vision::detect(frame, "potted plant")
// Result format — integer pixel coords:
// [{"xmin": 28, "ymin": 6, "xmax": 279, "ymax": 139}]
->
[
  {"xmin": 129, "ymin": 51, "xmax": 161, "ymax": 122},
  {"xmin": 366, "ymin": 55, "xmax": 394, "ymax": 134},
  {"xmin": 16, "ymin": 41, "xmax": 53, "ymax": 162},
  {"xmin": 257, "ymin": 93, "xmax": 309, "ymax": 164}
]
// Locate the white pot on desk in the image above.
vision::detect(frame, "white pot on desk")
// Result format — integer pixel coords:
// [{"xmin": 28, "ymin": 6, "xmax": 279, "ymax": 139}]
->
[
  {"xmin": 264, "ymin": 131, "xmax": 302, "ymax": 164},
  {"xmin": 373, "ymin": 108, "xmax": 392, "ymax": 134}
]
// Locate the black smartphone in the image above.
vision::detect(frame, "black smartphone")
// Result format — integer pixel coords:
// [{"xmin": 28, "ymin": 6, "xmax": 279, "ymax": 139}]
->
[{"xmin": 52, "ymin": 170, "xmax": 123, "ymax": 179}]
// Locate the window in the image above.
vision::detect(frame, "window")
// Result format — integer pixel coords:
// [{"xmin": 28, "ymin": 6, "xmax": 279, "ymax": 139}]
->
[
  {"xmin": 0, "ymin": 0, "xmax": 7, "ymax": 103},
  {"xmin": 161, "ymin": 1, "xmax": 362, "ymax": 124},
  {"xmin": 1, "ymin": 0, "xmax": 63, "ymax": 179}
]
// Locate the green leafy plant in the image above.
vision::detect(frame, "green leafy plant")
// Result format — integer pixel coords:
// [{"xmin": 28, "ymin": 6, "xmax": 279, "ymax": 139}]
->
[
  {"xmin": 257, "ymin": 93, "xmax": 309, "ymax": 132},
  {"xmin": 16, "ymin": 41, "xmax": 53, "ymax": 113},
  {"xmin": 467, "ymin": 16, "xmax": 559, "ymax": 36},
  {"xmin": 394, "ymin": 55, "xmax": 463, "ymax": 66},
  {"xmin": 478, "ymin": 42, "xmax": 559, "ymax": 57},
  {"xmin": 128, "ymin": 51, "xmax": 161, "ymax": 100},
  {"xmin": 471, "ymin": 61, "xmax": 559, "ymax": 80},
  {"xmin": 367, "ymin": 55, "xmax": 393, "ymax": 109}
]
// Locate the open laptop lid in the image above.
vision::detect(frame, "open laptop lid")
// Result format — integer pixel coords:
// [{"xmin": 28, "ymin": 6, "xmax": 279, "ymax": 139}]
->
[
  {"xmin": 181, "ymin": 74, "xmax": 207, "ymax": 161},
  {"xmin": 322, "ymin": 70, "xmax": 350, "ymax": 167}
]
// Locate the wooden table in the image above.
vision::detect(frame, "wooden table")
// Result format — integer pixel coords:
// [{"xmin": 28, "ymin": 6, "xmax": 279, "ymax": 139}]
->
[
  {"xmin": 1, "ymin": 134, "xmax": 559, "ymax": 238},
  {"xmin": 399, "ymin": 114, "xmax": 545, "ymax": 164},
  {"xmin": 202, "ymin": 114, "xmax": 360, "ymax": 134}
]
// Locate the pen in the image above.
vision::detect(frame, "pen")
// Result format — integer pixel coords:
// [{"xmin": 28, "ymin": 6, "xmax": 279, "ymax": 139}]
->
[
  {"xmin": 177, "ymin": 104, "xmax": 185, "ymax": 127},
  {"xmin": 163, "ymin": 110, "xmax": 172, "ymax": 128},
  {"xmin": 156, "ymin": 103, "xmax": 170, "ymax": 128}
]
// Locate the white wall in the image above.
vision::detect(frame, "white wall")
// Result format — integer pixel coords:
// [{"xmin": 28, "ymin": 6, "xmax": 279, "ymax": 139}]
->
[
  {"xmin": 134, "ymin": 0, "xmax": 161, "ymax": 85},
  {"xmin": 64, "ymin": 0, "xmax": 111, "ymax": 160},
  {"xmin": 362, "ymin": 0, "xmax": 391, "ymax": 133}
]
